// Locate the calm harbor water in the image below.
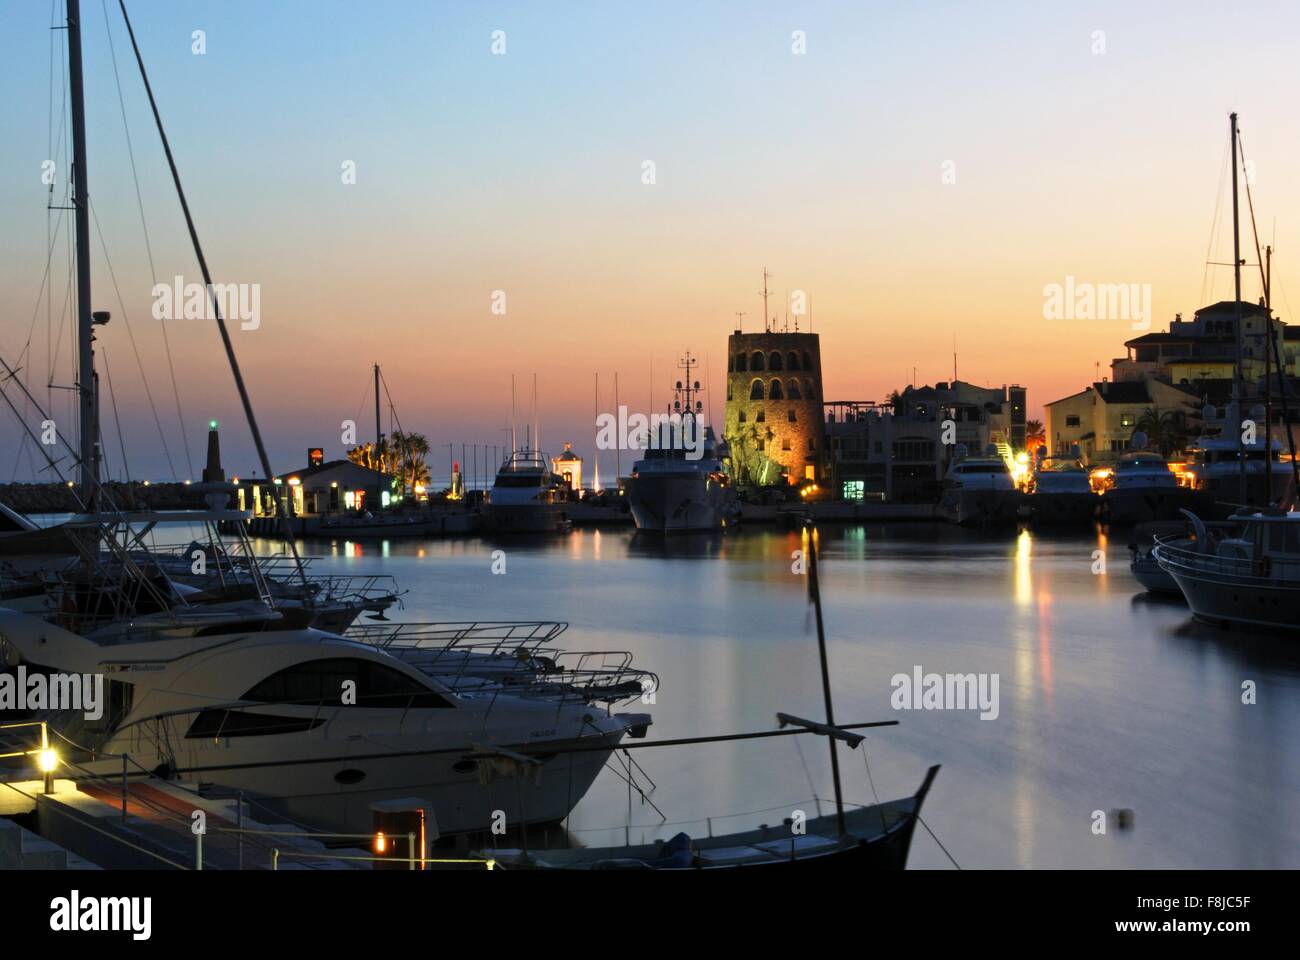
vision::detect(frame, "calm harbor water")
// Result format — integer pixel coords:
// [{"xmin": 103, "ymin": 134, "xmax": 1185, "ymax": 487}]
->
[{"xmin": 242, "ymin": 522, "xmax": 1300, "ymax": 869}]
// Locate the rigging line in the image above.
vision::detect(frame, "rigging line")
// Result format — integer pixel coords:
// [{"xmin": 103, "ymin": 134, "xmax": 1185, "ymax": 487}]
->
[
  {"xmin": 1235, "ymin": 130, "xmax": 1269, "ymax": 299},
  {"xmin": 115, "ymin": 0, "xmax": 310, "ymax": 590},
  {"xmin": 89, "ymin": 199, "xmax": 179, "ymax": 479},
  {"xmin": 915, "ymin": 814, "xmax": 962, "ymax": 870},
  {"xmin": 20, "ymin": 207, "xmax": 69, "ymax": 365},
  {"xmin": 102, "ymin": 345, "xmax": 130, "ymax": 481},
  {"xmin": 791, "ymin": 732, "xmax": 820, "ymax": 804},
  {"xmin": 100, "ymin": 0, "xmax": 192, "ymax": 478},
  {"xmin": 1200, "ymin": 133, "xmax": 1231, "ymax": 306}
]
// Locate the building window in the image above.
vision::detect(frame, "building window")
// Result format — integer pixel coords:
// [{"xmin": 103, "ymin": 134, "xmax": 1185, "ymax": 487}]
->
[
  {"xmin": 843, "ymin": 480, "xmax": 865, "ymax": 502},
  {"xmin": 750, "ymin": 379, "xmax": 764, "ymax": 400},
  {"xmin": 738, "ymin": 410, "xmax": 747, "ymax": 423},
  {"xmin": 751, "ymin": 351, "xmax": 766, "ymax": 372},
  {"xmin": 769, "ymin": 352, "xmax": 783, "ymax": 371},
  {"xmin": 807, "ymin": 438, "xmax": 816, "ymax": 452},
  {"xmin": 787, "ymin": 379, "xmax": 802, "ymax": 400},
  {"xmin": 802, "ymin": 352, "xmax": 812, "ymax": 370},
  {"xmin": 769, "ymin": 379, "xmax": 784, "ymax": 400},
  {"xmin": 788, "ymin": 352, "xmax": 800, "ymax": 371},
  {"xmin": 1066, "ymin": 415, "xmax": 1081, "ymax": 427},
  {"xmin": 804, "ymin": 465, "xmax": 816, "ymax": 481},
  {"xmin": 756, "ymin": 408, "xmax": 766, "ymax": 423},
  {"xmin": 756, "ymin": 439, "xmax": 765, "ymax": 451},
  {"xmin": 804, "ymin": 379, "xmax": 814, "ymax": 400},
  {"xmin": 782, "ymin": 438, "xmax": 792, "ymax": 451},
  {"xmin": 892, "ymin": 438, "xmax": 935, "ymax": 461},
  {"xmin": 1120, "ymin": 412, "xmax": 1135, "ymax": 428},
  {"xmin": 736, "ymin": 353, "xmax": 747, "ymax": 372},
  {"xmin": 788, "ymin": 408, "xmax": 797, "ymax": 422}
]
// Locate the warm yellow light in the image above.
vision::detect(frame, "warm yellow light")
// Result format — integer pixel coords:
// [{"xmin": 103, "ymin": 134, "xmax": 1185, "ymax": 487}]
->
[
  {"xmin": 288, "ymin": 477, "xmax": 301, "ymax": 486},
  {"xmin": 330, "ymin": 481, "xmax": 338, "ymax": 488},
  {"xmin": 1015, "ymin": 451, "xmax": 1030, "ymax": 465},
  {"xmin": 374, "ymin": 831, "xmax": 387, "ymax": 854},
  {"xmin": 37, "ymin": 748, "xmax": 58, "ymax": 773}
]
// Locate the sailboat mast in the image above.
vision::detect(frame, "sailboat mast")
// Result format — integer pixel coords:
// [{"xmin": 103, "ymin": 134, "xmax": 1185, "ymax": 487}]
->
[
  {"xmin": 374, "ymin": 363, "xmax": 382, "ymax": 451},
  {"xmin": 67, "ymin": 0, "xmax": 97, "ymax": 508},
  {"xmin": 1230, "ymin": 112, "xmax": 1247, "ymax": 505},
  {"xmin": 806, "ymin": 529, "xmax": 847, "ymax": 837}
]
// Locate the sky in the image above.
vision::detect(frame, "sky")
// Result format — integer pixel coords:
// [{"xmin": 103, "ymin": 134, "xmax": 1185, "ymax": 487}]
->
[{"xmin": 3, "ymin": 0, "xmax": 1300, "ymax": 482}]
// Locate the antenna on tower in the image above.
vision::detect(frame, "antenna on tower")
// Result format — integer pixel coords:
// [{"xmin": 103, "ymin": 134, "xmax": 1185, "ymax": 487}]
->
[
  {"xmin": 760, "ymin": 267, "xmax": 772, "ymax": 332},
  {"xmin": 734, "ymin": 311, "xmax": 747, "ymax": 331}
]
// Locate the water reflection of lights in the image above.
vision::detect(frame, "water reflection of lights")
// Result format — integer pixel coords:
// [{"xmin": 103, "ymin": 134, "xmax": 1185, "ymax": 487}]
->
[{"xmin": 1014, "ymin": 529, "xmax": 1033, "ymax": 606}]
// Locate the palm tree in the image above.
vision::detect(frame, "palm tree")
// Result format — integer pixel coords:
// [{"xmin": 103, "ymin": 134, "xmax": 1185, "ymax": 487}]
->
[
  {"xmin": 347, "ymin": 439, "xmax": 390, "ymax": 473},
  {"xmin": 1133, "ymin": 407, "xmax": 1190, "ymax": 457},
  {"xmin": 388, "ymin": 430, "xmax": 431, "ymax": 494},
  {"xmin": 1025, "ymin": 419, "xmax": 1045, "ymax": 452}
]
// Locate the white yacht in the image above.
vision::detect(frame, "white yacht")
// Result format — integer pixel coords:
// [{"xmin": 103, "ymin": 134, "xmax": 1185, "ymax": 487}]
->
[
  {"xmin": 936, "ymin": 446, "xmax": 1021, "ymax": 526},
  {"xmin": 1027, "ymin": 452, "xmax": 1096, "ymax": 525},
  {"xmin": 624, "ymin": 356, "xmax": 739, "ymax": 532},
  {"xmin": 0, "ymin": 607, "xmax": 649, "ymax": 835},
  {"xmin": 1096, "ymin": 449, "xmax": 1187, "ymax": 524},
  {"xmin": 1182, "ymin": 435, "xmax": 1294, "ymax": 516},
  {"xmin": 1153, "ymin": 508, "xmax": 1300, "ymax": 631},
  {"xmin": 482, "ymin": 450, "xmax": 570, "ymax": 533}
]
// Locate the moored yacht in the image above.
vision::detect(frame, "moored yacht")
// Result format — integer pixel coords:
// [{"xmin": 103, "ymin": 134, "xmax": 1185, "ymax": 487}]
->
[
  {"xmin": 1026, "ymin": 451, "xmax": 1096, "ymax": 525},
  {"xmin": 1153, "ymin": 507, "xmax": 1300, "ymax": 631},
  {"xmin": 624, "ymin": 354, "xmax": 739, "ymax": 532},
  {"xmin": 936, "ymin": 446, "xmax": 1021, "ymax": 526},
  {"xmin": 1096, "ymin": 448, "xmax": 1188, "ymax": 524},
  {"xmin": 482, "ymin": 449, "xmax": 570, "ymax": 533},
  {"xmin": 0, "ymin": 607, "xmax": 649, "ymax": 835},
  {"xmin": 1182, "ymin": 435, "xmax": 1294, "ymax": 517}
]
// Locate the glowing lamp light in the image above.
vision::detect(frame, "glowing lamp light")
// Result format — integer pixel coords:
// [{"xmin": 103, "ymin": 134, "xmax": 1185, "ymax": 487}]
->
[
  {"xmin": 208, "ymin": 420, "xmax": 219, "ymax": 430},
  {"xmin": 374, "ymin": 831, "xmax": 387, "ymax": 855},
  {"xmin": 37, "ymin": 748, "xmax": 58, "ymax": 774},
  {"xmin": 288, "ymin": 477, "xmax": 301, "ymax": 486}
]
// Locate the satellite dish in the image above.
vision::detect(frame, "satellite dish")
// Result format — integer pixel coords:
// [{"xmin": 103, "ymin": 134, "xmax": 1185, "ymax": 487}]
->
[{"xmin": 1130, "ymin": 430, "xmax": 1148, "ymax": 449}]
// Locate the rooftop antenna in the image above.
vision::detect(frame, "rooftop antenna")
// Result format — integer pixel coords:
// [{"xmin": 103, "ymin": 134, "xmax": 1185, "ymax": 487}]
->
[
  {"xmin": 533, "ymin": 372, "xmax": 539, "ymax": 455},
  {"xmin": 510, "ymin": 374, "xmax": 517, "ymax": 453},
  {"xmin": 761, "ymin": 267, "xmax": 772, "ymax": 332},
  {"xmin": 953, "ymin": 335, "xmax": 958, "ymax": 382},
  {"xmin": 734, "ymin": 311, "xmax": 746, "ymax": 331}
]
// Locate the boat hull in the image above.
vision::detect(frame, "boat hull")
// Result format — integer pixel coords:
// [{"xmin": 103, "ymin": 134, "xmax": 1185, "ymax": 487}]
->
[
  {"xmin": 89, "ymin": 722, "xmax": 626, "ymax": 836},
  {"xmin": 1100, "ymin": 487, "xmax": 1191, "ymax": 525},
  {"xmin": 1130, "ymin": 555, "xmax": 1182, "ymax": 597},
  {"xmin": 624, "ymin": 473, "xmax": 738, "ymax": 532},
  {"xmin": 937, "ymin": 488, "xmax": 1021, "ymax": 527},
  {"xmin": 1027, "ymin": 492, "xmax": 1097, "ymax": 525},
  {"xmin": 482, "ymin": 502, "xmax": 568, "ymax": 533},
  {"xmin": 1164, "ymin": 568, "xmax": 1300, "ymax": 631}
]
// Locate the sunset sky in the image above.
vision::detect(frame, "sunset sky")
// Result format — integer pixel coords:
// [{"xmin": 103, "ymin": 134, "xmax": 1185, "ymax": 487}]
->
[{"xmin": 3, "ymin": 1, "xmax": 1299, "ymax": 482}]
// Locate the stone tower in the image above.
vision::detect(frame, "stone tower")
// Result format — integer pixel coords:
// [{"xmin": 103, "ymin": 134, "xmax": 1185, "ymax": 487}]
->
[{"xmin": 724, "ymin": 331, "xmax": 823, "ymax": 486}]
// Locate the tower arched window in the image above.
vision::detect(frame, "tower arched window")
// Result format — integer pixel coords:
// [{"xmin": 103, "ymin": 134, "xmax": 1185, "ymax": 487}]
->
[
  {"xmin": 802, "ymin": 352, "xmax": 812, "ymax": 370},
  {"xmin": 788, "ymin": 352, "xmax": 800, "ymax": 371},
  {"xmin": 769, "ymin": 352, "xmax": 783, "ymax": 371},
  {"xmin": 787, "ymin": 379, "xmax": 802, "ymax": 400},
  {"xmin": 804, "ymin": 378, "xmax": 814, "ymax": 400},
  {"xmin": 769, "ymin": 379, "xmax": 784, "ymax": 400},
  {"xmin": 756, "ymin": 408, "xmax": 765, "ymax": 423},
  {"xmin": 751, "ymin": 352, "xmax": 765, "ymax": 372},
  {"xmin": 749, "ymin": 379, "xmax": 765, "ymax": 400}
]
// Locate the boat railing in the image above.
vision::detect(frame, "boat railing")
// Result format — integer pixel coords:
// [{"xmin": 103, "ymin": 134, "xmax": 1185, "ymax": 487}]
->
[
  {"xmin": 347, "ymin": 620, "xmax": 570, "ymax": 651},
  {"xmin": 1153, "ymin": 537, "xmax": 1300, "ymax": 586}
]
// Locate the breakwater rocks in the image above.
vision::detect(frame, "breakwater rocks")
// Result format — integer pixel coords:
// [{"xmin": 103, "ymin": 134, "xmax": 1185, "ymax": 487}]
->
[{"xmin": 0, "ymin": 482, "xmax": 206, "ymax": 515}]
